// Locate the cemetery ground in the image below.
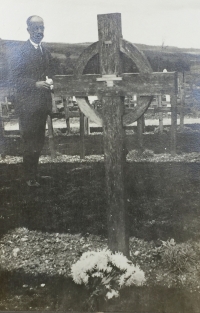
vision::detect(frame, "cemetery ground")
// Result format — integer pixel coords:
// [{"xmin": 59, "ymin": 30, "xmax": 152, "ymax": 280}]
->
[{"xmin": 0, "ymin": 120, "xmax": 200, "ymax": 312}]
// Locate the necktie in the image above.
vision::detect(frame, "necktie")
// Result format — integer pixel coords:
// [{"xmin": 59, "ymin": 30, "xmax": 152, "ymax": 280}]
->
[{"xmin": 36, "ymin": 45, "xmax": 43, "ymax": 56}]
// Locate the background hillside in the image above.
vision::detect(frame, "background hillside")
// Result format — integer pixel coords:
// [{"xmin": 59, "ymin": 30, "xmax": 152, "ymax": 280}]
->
[{"xmin": 1, "ymin": 39, "xmax": 200, "ymax": 81}]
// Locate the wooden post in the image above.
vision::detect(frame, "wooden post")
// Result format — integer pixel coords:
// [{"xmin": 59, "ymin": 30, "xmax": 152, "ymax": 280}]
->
[
  {"xmin": 0, "ymin": 103, "xmax": 3, "ymax": 134},
  {"xmin": 0, "ymin": 110, "xmax": 5, "ymax": 158},
  {"xmin": 63, "ymin": 97, "xmax": 71, "ymax": 133},
  {"xmin": 137, "ymin": 97, "xmax": 144, "ymax": 152},
  {"xmin": 80, "ymin": 111, "xmax": 85, "ymax": 159},
  {"xmin": 158, "ymin": 94, "xmax": 163, "ymax": 133},
  {"xmin": 47, "ymin": 115, "xmax": 56, "ymax": 159},
  {"xmin": 98, "ymin": 13, "xmax": 129, "ymax": 256},
  {"xmin": 180, "ymin": 73, "xmax": 185, "ymax": 131},
  {"xmin": 170, "ymin": 93, "xmax": 177, "ymax": 156},
  {"xmin": 102, "ymin": 92, "xmax": 128, "ymax": 256},
  {"xmin": 51, "ymin": 93, "xmax": 57, "ymax": 113},
  {"xmin": 142, "ymin": 114, "xmax": 145, "ymax": 133},
  {"xmin": 137, "ymin": 117, "xmax": 144, "ymax": 152},
  {"xmin": 84, "ymin": 117, "xmax": 90, "ymax": 135}
]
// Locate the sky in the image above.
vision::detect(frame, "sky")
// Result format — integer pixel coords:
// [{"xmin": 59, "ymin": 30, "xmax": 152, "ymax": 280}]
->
[{"xmin": 0, "ymin": 0, "xmax": 200, "ymax": 49}]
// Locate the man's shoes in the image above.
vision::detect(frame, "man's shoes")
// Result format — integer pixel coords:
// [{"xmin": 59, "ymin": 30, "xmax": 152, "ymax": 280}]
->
[{"xmin": 26, "ymin": 179, "xmax": 40, "ymax": 187}]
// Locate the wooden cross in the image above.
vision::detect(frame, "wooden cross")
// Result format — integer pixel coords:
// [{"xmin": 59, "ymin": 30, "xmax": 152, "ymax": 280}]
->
[{"xmin": 54, "ymin": 13, "xmax": 178, "ymax": 256}]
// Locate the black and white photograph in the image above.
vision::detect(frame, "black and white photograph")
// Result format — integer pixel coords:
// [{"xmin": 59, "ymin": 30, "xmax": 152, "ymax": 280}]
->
[{"xmin": 0, "ymin": 0, "xmax": 200, "ymax": 312}]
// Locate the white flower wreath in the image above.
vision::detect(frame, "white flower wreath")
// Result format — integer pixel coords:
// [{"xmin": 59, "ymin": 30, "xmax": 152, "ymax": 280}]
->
[{"xmin": 71, "ymin": 249, "xmax": 145, "ymax": 300}]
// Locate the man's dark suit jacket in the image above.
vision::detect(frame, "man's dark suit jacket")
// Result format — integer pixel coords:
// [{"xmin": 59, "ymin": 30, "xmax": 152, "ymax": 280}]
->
[{"xmin": 13, "ymin": 40, "xmax": 55, "ymax": 116}]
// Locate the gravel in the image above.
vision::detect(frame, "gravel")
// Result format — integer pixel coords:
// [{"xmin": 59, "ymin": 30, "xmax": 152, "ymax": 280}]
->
[
  {"xmin": 0, "ymin": 228, "xmax": 107, "ymax": 277},
  {"xmin": 1, "ymin": 228, "xmax": 200, "ymax": 292},
  {"xmin": 0, "ymin": 152, "xmax": 200, "ymax": 165}
]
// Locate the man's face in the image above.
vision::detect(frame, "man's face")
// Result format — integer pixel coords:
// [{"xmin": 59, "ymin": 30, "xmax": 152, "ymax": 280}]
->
[{"xmin": 28, "ymin": 18, "xmax": 44, "ymax": 44}]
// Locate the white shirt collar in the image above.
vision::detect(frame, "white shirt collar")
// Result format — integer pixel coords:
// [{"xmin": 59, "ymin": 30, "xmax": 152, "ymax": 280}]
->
[{"xmin": 29, "ymin": 39, "xmax": 42, "ymax": 50}]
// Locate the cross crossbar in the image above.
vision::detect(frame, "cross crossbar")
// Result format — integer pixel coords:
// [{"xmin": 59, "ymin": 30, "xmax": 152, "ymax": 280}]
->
[{"xmin": 54, "ymin": 71, "xmax": 178, "ymax": 97}]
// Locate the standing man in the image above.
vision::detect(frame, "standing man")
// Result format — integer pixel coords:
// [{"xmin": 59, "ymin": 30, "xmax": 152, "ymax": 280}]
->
[{"xmin": 13, "ymin": 15, "xmax": 55, "ymax": 187}]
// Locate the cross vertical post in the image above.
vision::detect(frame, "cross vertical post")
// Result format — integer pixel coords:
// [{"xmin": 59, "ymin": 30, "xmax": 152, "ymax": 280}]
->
[{"xmin": 97, "ymin": 13, "xmax": 129, "ymax": 256}]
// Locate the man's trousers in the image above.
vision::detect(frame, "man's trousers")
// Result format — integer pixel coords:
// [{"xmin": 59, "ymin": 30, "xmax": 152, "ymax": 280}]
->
[{"xmin": 19, "ymin": 110, "xmax": 48, "ymax": 180}]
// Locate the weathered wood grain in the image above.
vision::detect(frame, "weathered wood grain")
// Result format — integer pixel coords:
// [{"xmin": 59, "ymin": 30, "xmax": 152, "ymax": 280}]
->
[
  {"xmin": 102, "ymin": 94, "xmax": 129, "ymax": 256},
  {"xmin": 75, "ymin": 41, "xmax": 99, "ymax": 75},
  {"xmin": 47, "ymin": 115, "xmax": 56, "ymax": 159},
  {"xmin": 63, "ymin": 97, "xmax": 71, "ymax": 133},
  {"xmin": 158, "ymin": 95, "xmax": 163, "ymax": 133},
  {"xmin": 53, "ymin": 74, "xmax": 100, "ymax": 97},
  {"xmin": 120, "ymin": 39, "xmax": 152, "ymax": 74},
  {"xmin": 79, "ymin": 111, "xmax": 85, "ymax": 159},
  {"xmin": 97, "ymin": 13, "xmax": 129, "ymax": 256},
  {"xmin": 121, "ymin": 72, "xmax": 178, "ymax": 95},
  {"xmin": 98, "ymin": 13, "xmax": 122, "ymax": 75},
  {"xmin": 123, "ymin": 96, "xmax": 153, "ymax": 125},
  {"xmin": 76, "ymin": 97, "xmax": 103, "ymax": 126},
  {"xmin": 137, "ymin": 113, "xmax": 144, "ymax": 151},
  {"xmin": 170, "ymin": 94, "xmax": 177, "ymax": 156},
  {"xmin": 54, "ymin": 72, "xmax": 177, "ymax": 96}
]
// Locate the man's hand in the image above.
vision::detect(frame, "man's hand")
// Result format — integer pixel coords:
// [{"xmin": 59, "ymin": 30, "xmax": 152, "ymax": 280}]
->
[
  {"xmin": 46, "ymin": 77, "xmax": 54, "ymax": 90},
  {"xmin": 35, "ymin": 81, "xmax": 51, "ymax": 90}
]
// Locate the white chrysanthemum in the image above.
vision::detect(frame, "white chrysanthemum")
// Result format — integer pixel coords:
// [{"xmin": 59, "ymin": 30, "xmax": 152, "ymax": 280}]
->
[
  {"xmin": 82, "ymin": 273, "xmax": 89, "ymax": 284},
  {"xmin": 110, "ymin": 252, "xmax": 130, "ymax": 270},
  {"xmin": 105, "ymin": 266, "xmax": 112, "ymax": 273},
  {"xmin": 71, "ymin": 250, "xmax": 109, "ymax": 284},
  {"xmin": 72, "ymin": 253, "xmax": 97, "ymax": 273},
  {"xmin": 106, "ymin": 289, "xmax": 119, "ymax": 299},
  {"xmin": 71, "ymin": 262, "xmax": 89, "ymax": 284},
  {"xmin": 124, "ymin": 265, "xmax": 145, "ymax": 286},
  {"xmin": 71, "ymin": 249, "xmax": 146, "ymax": 291},
  {"xmin": 118, "ymin": 275, "xmax": 125, "ymax": 287},
  {"xmin": 118, "ymin": 264, "xmax": 145, "ymax": 287},
  {"xmin": 92, "ymin": 272, "xmax": 104, "ymax": 278},
  {"xmin": 95, "ymin": 253, "xmax": 109, "ymax": 271}
]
